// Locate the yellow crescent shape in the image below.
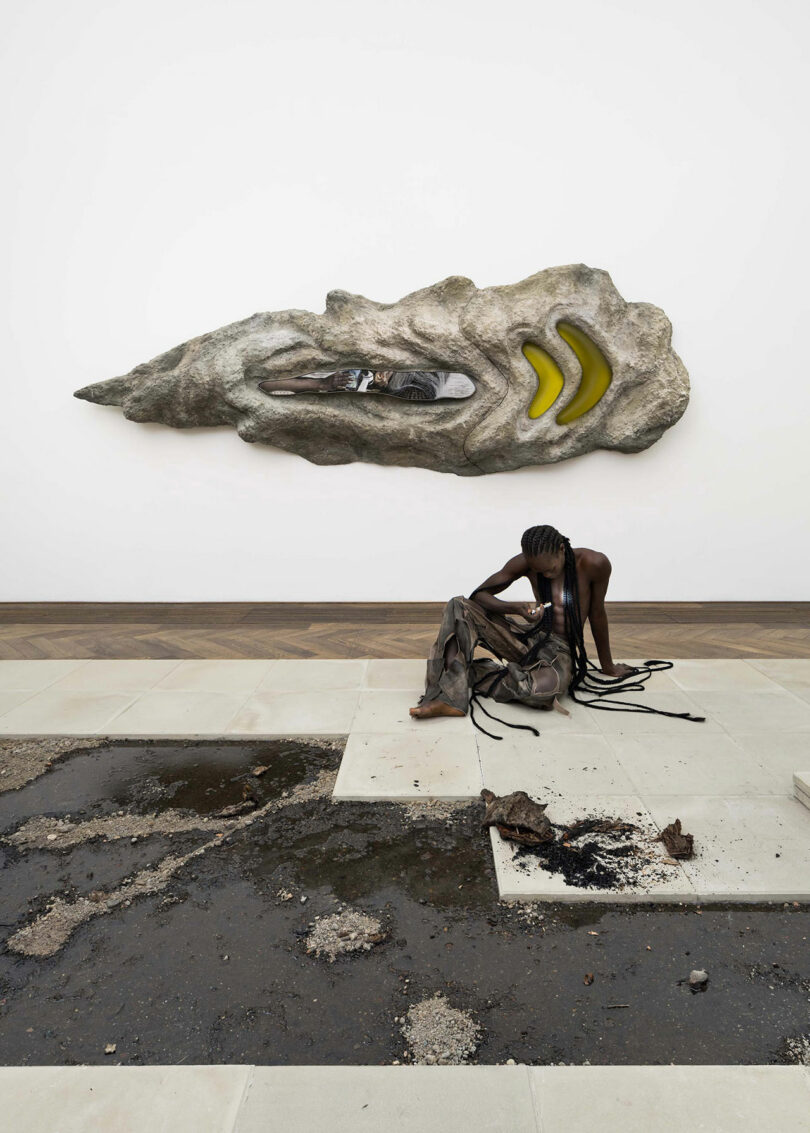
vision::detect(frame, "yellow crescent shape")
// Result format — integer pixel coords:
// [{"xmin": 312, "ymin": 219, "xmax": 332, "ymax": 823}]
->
[
  {"xmin": 554, "ymin": 321, "xmax": 612, "ymax": 424},
  {"xmin": 522, "ymin": 342, "xmax": 565, "ymax": 419}
]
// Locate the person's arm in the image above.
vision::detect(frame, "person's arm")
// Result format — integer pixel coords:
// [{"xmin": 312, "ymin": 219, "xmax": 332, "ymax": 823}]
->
[
  {"xmin": 587, "ymin": 553, "xmax": 633, "ymax": 677},
  {"xmin": 468, "ymin": 554, "xmax": 545, "ymax": 621},
  {"xmin": 258, "ymin": 376, "xmax": 324, "ymax": 393}
]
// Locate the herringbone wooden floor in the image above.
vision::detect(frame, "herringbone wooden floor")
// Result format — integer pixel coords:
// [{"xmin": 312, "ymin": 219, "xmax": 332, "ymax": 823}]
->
[{"xmin": 0, "ymin": 603, "xmax": 807, "ymax": 659}]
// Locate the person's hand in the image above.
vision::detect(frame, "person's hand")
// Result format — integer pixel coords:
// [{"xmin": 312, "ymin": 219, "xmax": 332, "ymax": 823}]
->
[
  {"xmin": 517, "ymin": 602, "xmax": 547, "ymax": 623},
  {"xmin": 328, "ymin": 372, "xmax": 353, "ymax": 391},
  {"xmin": 602, "ymin": 662, "xmax": 635, "ymax": 679}
]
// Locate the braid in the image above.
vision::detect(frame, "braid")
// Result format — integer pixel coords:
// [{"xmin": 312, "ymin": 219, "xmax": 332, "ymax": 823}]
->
[{"xmin": 516, "ymin": 525, "xmax": 705, "ymax": 724}]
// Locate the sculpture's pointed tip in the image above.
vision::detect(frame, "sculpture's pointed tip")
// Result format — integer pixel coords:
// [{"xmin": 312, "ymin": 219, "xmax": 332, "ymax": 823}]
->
[{"xmin": 73, "ymin": 375, "xmax": 131, "ymax": 406}]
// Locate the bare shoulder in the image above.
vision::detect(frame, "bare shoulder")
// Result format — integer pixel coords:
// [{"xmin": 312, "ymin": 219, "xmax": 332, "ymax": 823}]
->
[
  {"xmin": 502, "ymin": 551, "xmax": 530, "ymax": 579},
  {"xmin": 574, "ymin": 547, "xmax": 612, "ymax": 581}
]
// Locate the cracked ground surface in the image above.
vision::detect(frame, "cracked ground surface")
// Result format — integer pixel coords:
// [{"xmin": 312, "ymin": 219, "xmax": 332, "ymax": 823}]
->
[{"xmin": 0, "ymin": 738, "xmax": 809, "ymax": 1066}]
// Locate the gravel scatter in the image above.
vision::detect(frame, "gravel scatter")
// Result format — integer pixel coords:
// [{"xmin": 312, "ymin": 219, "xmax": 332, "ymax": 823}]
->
[
  {"xmin": 398, "ymin": 799, "xmax": 470, "ymax": 822},
  {"xmin": 401, "ymin": 993, "xmax": 481, "ymax": 1065},
  {"xmin": 305, "ymin": 909, "xmax": 386, "ymax": 962},
  {"xmin": 0, "ymin": 737, "xmax": 107, "ymax": 793},
  {"xmin": 4, "ymin": 811, "xmax": 228, "ymax": 850},
  {"xmin": 7, "ymin": 767, "xmax": 338, "ymax": 957},
  {"xmin": 779, "ymin": 1033, "xmax": 810, "ymax": 1065}
]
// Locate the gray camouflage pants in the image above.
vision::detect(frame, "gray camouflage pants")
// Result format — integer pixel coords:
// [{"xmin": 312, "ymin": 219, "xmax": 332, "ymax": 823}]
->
[{"xmin": 421, "ymin": 596, "xmax": 574, "ymax": 716}]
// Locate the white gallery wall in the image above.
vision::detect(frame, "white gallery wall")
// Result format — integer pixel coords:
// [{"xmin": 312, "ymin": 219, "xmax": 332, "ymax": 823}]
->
[{"xmin": 1, "ymin": 0, "xmax": 808, "ymax": 601}]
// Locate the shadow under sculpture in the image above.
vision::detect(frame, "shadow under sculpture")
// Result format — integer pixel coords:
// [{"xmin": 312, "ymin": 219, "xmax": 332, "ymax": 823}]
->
[{"xmin": 74, "ymin": 265, "xmax": 690, "ymax": 475}]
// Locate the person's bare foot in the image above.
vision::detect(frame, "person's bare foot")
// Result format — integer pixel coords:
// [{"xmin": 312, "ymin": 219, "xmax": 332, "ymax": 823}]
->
[{"xmin": 409, "ymin": 700, "xmax": 465, "ymax": 719}]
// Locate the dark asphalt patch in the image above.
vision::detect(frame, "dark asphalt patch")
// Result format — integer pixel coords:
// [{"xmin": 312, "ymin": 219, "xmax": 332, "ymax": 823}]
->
[{"xmin": 0, "ymin": 739, "xmax": 809, "ymax": 1066}]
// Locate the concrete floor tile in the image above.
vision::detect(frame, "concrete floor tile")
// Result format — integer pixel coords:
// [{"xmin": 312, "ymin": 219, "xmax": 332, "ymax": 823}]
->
[
  {"xmin": 591, "ymin": 691, "xmax": 721, "ymax": 735},
  {"xmin": 235, "ymin": 1066, "xmax": 538, "ymax": 1133},
  {"xmin": 608, "ymin": 660, "xmax": 680, "ymax": 690},
  {"xmin": 154, "ymin": 659, "xmax": 274, "ymax": 693},
  {"xmin": 530, "ymin": 1065, "xmax": 810, "ymax": 1132},
  {"xmin": 471, "ymin": 697, "xmax": 603, "ymax": 736},
  {"xmin": 605, "ymin": 733, "xmax": 782, "ymax": 796},
  {"xmin": 0, "ymin": 689, "xmax": 138, "ymax": 735},
  {"xmin": 333, "ymin": 732, "xmax": 482, "ymax": 800},
  {"xmin": 228, "ymin": 690, "xmax": 359, "ymax": 735},
  {"xmin": 685, "ymin": 690, "xmax": 810, "ymax": 733},
  {"xmin": 643, "ymin": 794, "xmax": 810, "ymax": 900},
  {"xmin": 104, "ymin": 690, "xmax": 249, "ymax": 736},
  {"xmin": 747, "ymin": 659, "xmax": 810, "ymax": 682},
  {"xmin": 0, "ymin": 1065, "xmax": 251, "ymax": 1133},
  {"xmin": 256, "ymin": 659, "xmax": 367, "ymax": 691},
  {"xmin": 353, "ymin": 691, "xmax": 473, "ymax": 734},
  {"xmin": 488, "ymin": 795, "xmax": 695, "ymax": 902},
  {"xmin": 794, "ymin": 771, "xmax": 810, "ymax": 795},
  {"xmin": 730, "ymin": 733, "xmax": 810, "ymax": 792},
  {"xmin": 0, "ymin": 689, "xmax": 40, "ymax": 717},
  {"xmin": 668, "ymin": 659, "xmax": 781, "ymax": 692},
  {"xmin": 478, "ymin": 732, "xmax": 637, "ymax": 797},
  {"xmin": 0, "ymin": 659, "xmax": 87, "ymax": 691},
  {"xmin": 50, "ymin": 659, "xmax": 182, "ymax": 692},
  {"xmin": 364, "ymin": 659, "xmax": 427, "ymax": 689}
]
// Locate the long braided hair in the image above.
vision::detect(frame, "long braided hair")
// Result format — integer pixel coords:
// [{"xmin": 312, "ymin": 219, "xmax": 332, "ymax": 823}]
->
[{"xmin": 466, "ymin": 524, "xmax": 705, "ymax": 737}]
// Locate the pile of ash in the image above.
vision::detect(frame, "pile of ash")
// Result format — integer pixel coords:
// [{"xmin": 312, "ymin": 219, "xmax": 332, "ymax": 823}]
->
[
  {"xmin": 304, "ymin": 908, "xmax": 386, "ymax": 962},
  {"xmin": 481, "ymin": 789, "xmax": 689, "ymax": 891},
  {"xmin": 399, "ymin": 993, "xmax": 481, "ymax": 1065},
  {"xmin": 513, "ymin": 817, "xmax": 676, "ymax": 890}
]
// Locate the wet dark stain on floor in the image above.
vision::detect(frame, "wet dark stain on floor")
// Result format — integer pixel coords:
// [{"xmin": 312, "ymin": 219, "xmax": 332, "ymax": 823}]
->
[{"xmin": 0, "ymin": 739, "xmax": 809, "ymax": 1067}]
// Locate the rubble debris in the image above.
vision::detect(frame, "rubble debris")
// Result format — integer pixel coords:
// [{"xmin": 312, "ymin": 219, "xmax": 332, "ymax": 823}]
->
[
  {"xmin": 7, "ymin": 767, "xmax": 338, "ymax": 957},
  {"xmin": 4, "ymin": 811, "xmax": 225, "ymax": 851},
  {"xmin": 656, "ymin": 819, "xmax": 694, "ymax": 859},
  {"xmin": 563, "ymin": 818, "xmax": 638, "ymax": 841},
  {"xmin": 0, "ymin": 737, "xmax": 107, "ymax": 793},
  {"xmin": 480, "ymin": 789, "xmax": 553, "ymax": 846},
  {"xmin": 583, "ymin": 973, "xmax": 595, "ymax": 985},
  {"xmin": 778, "ymin": 1033, "xmax": 810, "ymax": 1066},
  {"xmin": 687, "ymin": 969, "xmax": 709, "ymax": 992},
  {"xmin": 305, "ymin": 909, "xmax": 386, "ymax": 962},
  {"xmin": 104, "ymin": 1043, "xmax": 117, "ymax": 1055},
  {"xmin": 401, "ymin": 994, "xmax": 481, "ymax": 1065}
]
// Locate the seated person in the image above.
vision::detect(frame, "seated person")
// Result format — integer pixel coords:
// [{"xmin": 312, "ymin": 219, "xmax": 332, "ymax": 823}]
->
[{"xmin": 410, "ymin": 524, "xmax": 633, "ymax": 720}]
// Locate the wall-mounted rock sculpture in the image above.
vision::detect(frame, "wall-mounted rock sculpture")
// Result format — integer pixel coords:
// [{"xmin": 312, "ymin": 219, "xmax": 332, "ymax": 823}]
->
[{"xmin": 74, "ymin": 265, "xmax": 689, "ymax": 475}]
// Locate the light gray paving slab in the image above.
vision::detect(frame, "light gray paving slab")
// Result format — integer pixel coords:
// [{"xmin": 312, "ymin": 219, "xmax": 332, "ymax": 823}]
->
[
  {"xmin": 363, "ymin": 659, "xmax": 427, "ymax": 689},
  {"xmin": 730, "ymin": 732, "xmax": 810, "ymax": 793},
  {"xmin": 153, "ymin": 659, "xmax": 274, "ymax": 693},
  {"xmin": 488, "ymin": 795, "xmax": 695, "ymax": 902},
  {"xmin": 255, "ymin": 659, "xmax": 367, "ymax": 692},
  {"xmin": 610, "ymin": 660, "xmax": 680, "ymax": 690},
  {"xmin": 0, "ymin": 1064, "xmax": 251, "ymax": 1133},
  {"xmin": 471, "ymin": 696, "xmax": 602, "ymax": 735},
  {"xmin": 530, "ymin": 1065, "xmax": 810, "ymax": 1132},
  {"xmin": 478, "ymin": 732, "xmax": 637, "ymax": 797},
  {"xmin": 667, "ymin": 659, "xmax": 781, "ymax": 692},
  {"xmin": 103, "ymin": 690, "xmax": 250, "ymax": 737},
  {"xmin": 605, "ymin": 732, "xmax": 782, "ymax": 796},
  {"xmin": 747, "ymin": 658, "xmax": 810, "ymax": 682},
  {"xmin": 0, "ymin": 689, "xmax": 139, "ymax": 735},
  {"xmin": 684, "ymin": 690, "xmax": 810, "ymax": 733},
  {"xmin": 0, "ymin": 659, "xmax": 87, "ymax": 691},
  {"xmin": 333, "ymin": 731, "xmax": 482, "ymax": 801},
  {"xmin": 0, "ymin": 689, "xmax": 40, "ymax": 717},
  {"xmin": 227, "ymin": 690, "xmax": 360, "ymax": 735},
  {"xmin": 643, "ymin": 794, "xmax": 810, "ymax": 901},
  {"xmin": 591, "ymin": 691, "xmax": 722, "ymax": 735},
  {"xmin": 235, "ymin": 1066, "xmax": 538, "ymax": 1133},
  {"xmin": 353, "ymin": 690, "xmax": 474, "ymax": 734},
  {"xmin": 50, "ymin": 659, "xmax": 183, "ymax": 692}
]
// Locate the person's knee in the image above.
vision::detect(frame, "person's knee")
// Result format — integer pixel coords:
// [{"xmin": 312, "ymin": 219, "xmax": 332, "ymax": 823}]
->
[{"xmin": 531, "ymin": 666, "xmax": 559, "ymax": 696}]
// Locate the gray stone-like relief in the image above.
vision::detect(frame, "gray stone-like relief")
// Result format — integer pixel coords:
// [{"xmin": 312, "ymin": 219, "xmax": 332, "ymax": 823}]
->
[{"xmin": 74, "ymin": 265, "xmax": 690, "ymax": 475}]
